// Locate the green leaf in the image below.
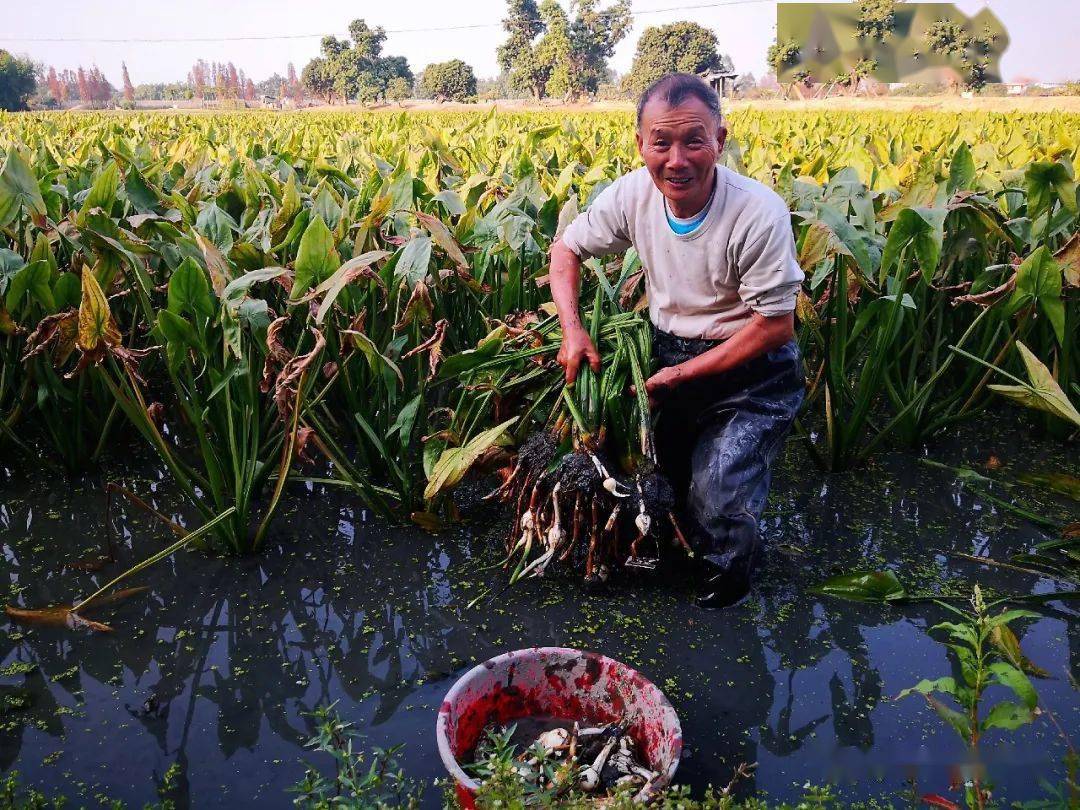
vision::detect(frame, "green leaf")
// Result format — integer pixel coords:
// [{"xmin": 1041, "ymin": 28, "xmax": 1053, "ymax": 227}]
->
[
  {"xmin": 988, "ymin": 662, "xmax": 1038, "ymax": 709},
  {"xmin": 981, "ymin": 701, "xmax": 1035, "ymax": 732},
  {"xmin": 0, "ymin": 148, "xmax": 47, "ymax": 228},
  {"xmin": 0, "ymin": 248, "xmax": 24, "ymax": 295},
  {"xmin": 78, "ymin": 161, "xmax": 120, "ymax": 225},
  {"xmin": 270, "ymin": 173, "xmax": 302, "ymax": 236},
  {"xmin": 436, "ymin": 331, "xmax": 506, "ymax": 381},
  {"xmin": 433, "ymin": 189, "xmax": 466, "ymax": 216},
  {"xmin": 123, "ymin": 165, "xmax": 160, "ymax": 214},
  {"xmin": 395, "ymin": 235, "xmax": 432, "ymax": 287},
  {"xmin": 52, "ymin": 272, "xmax": 81, "ymax": 310},
  {"xmin": 925, "ymin": 695, "xmax": 972, "ymax": 740},
  {"xmin": 424, "ymin": 417, "xmax": 517, "ymax": 501},
  {"xmin": 1026, "ymin": 161, "xmax": 1077, "ymax": 219},
  {"xmin": 388, "ymin": 171, "xmax": 414, "ymax": 213},
  {"xmin": 222, "ymin": 267, "xmax": 288, "ymax": 311},
  {"xmin": 423, "ymin": 435, "xmax": 447, "ymax": 480},
  {"xmin": 387, "ymin": 393, "xmax": 422, "ymax": 444},
  {"xmin": 157, "ymin": 308, "xmax": 201, "ymax": 366},
  {"xmin": 195, "ymin": 202, "xmax": 237, "ymax": 253},
  {"xmin": 167, "ymin": 257, "xmax": 215, "ymax": 319},
  {"xmin": 5, "ymin": 260, "xmax": 53, "ymax": 313},
  {"xmin": 989, "ymin": 623, "xmax": 1049, "ymax": 678},
  {"xmin": 346, "ymin": 329, "xmax": 404, "ymax": 390},
  {"xmin": 814, "ymin": 203, "xmax": 874, "ymax": 279},
  {"xmin": 1016, "ymin": 471, "xmax": 1080, "ymax": 501},
  {"xmin": 880, "ymin": 207, "xmax": 945, "ymax": 282},
  {"xmin": 292, "ymin": 215, "xmax": 341, "ymax": 299},
  {"xmin": 988, "ymin": 341, "xmax": 1080, "ymax": 428},
  {"xmin": 898, "ymin": 676, "xmax": 959, "ymax": 701},
  {"xmin": 948, "ymin": 142, "xmax": 976, "ymax": 195},
  {"xmin": 931, "ymin": 620, "xmax": 979, "ymax": 647},
  {"xmin": 1006, "ymin": 246, "xmax": 1065, "ymax": 344},
  {"xmin": 809, "ymin": 570, "xmax": 906, "ymax": 602},
  {"xmin": 303, "ymin": 250, "xmax": 388, "ymax": 325}
]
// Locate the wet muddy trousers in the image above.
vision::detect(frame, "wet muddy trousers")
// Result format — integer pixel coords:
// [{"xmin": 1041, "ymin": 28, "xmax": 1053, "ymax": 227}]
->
[{"xmin": 653, "ymin": 330, "xmax": 805, "ymax": 603}]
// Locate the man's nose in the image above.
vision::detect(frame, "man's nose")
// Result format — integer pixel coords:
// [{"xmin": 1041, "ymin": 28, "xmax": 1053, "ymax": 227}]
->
[{"xmin": 666, "ymin": 145, "xmax": 689, "ymax": 170}]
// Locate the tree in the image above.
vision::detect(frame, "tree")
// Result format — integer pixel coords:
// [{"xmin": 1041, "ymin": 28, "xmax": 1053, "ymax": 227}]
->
[
  {"xmin": 46, "ymin": 66, "xmax": 61, "ymax": 102},
  {"xmin": 854, "ymin": 0, "xmax": 896, "ymax": 41},
  {"xmin": 568, "ymin": 0, "xmax": 631, "ymax": 95},
  {"xmin": 189, "ymin": 60, "xmax": 209, "ymax": 99},
  {"xmin": 255, "ymin": 73, "xmax": 286, "ymax": 99},
  {"xmin": 85, "ymin": 66, "xmax": 113, "ymax": 104},
  {"xmin": 766, "ymin": 39, "xmax": 801, "ymax": 77},
  {"xmin": 287, "ymin": 63, "xmax": 305, "ymax": 104},
  {"xmin": 300, "ymin": 19, "xmax": 413, "ymax": 104},
  {"xmin": 301, "ymin": 59, "xmax": 335, "ymax": 103},
  {"xmin": 498, "ymin": 0, "xmax": 547, "ymax": 99},
  {"xmin": 536, "ymin": 0, "xmax": 574, "ymax": 98},
  {"xmin": 385, "ymin": 76, "xmax": 412, "ymax": 104},
  {"xmin": 419, "ymin": 59, "xmax": 478, "ymax": 102},
  {"xmin": 924, "ymin": 19, "xmax": 998, "ymax": 91},
  {"xmin": 76, "ymin": 67, "xmax": 89, "ymax": 103},
  {"xmin": 121, "ymin": 62, "xmax": 135, "ymax": 102},
  {"xmin": 497, "ymin": 0, "xmax": 630, "ymax": 100},
  {"xmin": 225, "ymin": 63, "xmax": 240, "ymax": 99},
  {"xmin": 625, "ymin": 22, "xmax": 724, "ymax": 94},
  {"xmin": 0, "ymin": 50, "xmax": 36, "ymax": 111}
]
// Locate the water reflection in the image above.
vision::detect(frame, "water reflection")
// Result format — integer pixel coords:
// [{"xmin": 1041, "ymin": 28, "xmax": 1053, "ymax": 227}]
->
[{"xmin": 0, "ymin": 421, "xmax": 1077, "ymax": 807}]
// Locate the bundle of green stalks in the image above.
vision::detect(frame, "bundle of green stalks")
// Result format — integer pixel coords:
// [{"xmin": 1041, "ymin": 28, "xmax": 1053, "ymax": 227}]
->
[{"xmin": 444, "ymin": 263, "xmax": 691, "ymax": 586}]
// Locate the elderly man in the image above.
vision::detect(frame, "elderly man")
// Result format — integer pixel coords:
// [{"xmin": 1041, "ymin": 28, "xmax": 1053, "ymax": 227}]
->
[{"xmin": 549, "ymin": 73, "xmax": 805, "ymax": 607}]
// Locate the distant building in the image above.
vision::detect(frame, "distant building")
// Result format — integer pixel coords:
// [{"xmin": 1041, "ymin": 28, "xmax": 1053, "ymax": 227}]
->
[{"xmin": 700, "ymin": 69, "xmax": 739, "ymax": 99}]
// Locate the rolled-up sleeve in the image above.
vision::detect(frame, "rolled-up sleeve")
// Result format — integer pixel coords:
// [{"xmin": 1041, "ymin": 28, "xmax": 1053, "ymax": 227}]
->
[
  {"xmin": 736, "ymin": 213, "xmax": 804, "ymax": 317},
  {"xmin": 559, "ymin": 178, "xmax": 632, "ymax": 259}
]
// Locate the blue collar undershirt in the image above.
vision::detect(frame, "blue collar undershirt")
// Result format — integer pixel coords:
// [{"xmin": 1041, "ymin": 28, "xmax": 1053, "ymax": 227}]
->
[{"xmin": 664, "ymin": 173, "xmax": 717, "ymax": 235}]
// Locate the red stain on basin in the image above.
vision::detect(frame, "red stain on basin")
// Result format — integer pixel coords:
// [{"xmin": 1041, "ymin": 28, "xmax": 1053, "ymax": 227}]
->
[{"xmin": 435, "ymin": 647, "xmax": 682, "ymax": 808}]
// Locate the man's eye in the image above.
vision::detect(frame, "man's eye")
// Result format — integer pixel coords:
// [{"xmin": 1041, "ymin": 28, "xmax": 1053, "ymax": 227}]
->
[{"xmin": 653, "ymin": 140, "xmax": 668, "ymax": 148}]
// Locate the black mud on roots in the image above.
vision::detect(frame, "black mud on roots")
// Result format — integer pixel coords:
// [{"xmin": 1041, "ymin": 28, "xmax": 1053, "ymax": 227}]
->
[{"xmin": 496, "ymin": 436, "xmax": 687, "ymax": 584}]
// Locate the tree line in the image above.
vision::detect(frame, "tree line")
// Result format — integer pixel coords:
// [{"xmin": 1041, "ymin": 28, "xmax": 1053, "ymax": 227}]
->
[
  {"xmin": 766, "ymin": 0, "xmax": 1003, "ymax": 92},
  {"xmin": 0, "ymin": 0, "xmax": 740, "ymax": 111}
]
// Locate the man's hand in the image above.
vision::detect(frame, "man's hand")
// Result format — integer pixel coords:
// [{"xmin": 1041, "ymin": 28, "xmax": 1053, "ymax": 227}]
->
[
  {"xmin": 642, "ymin": 364, "xmax": 685, "ymax": 406},
  {"xmin": 557, "ymin": 325, "xmax": 601, "ymax": 384}
]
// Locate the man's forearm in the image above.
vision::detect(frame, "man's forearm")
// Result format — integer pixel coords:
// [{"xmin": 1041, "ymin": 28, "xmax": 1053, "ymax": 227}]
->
[
  {"xmin": 549, "ymin": 239, "xmax": 585, "ymax": 331},
  {"xmin": 669, "ymin": 312, "xmax": 795, "ymax": 385}
]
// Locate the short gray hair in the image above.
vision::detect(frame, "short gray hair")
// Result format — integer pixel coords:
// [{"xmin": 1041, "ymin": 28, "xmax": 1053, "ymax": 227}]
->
[{"xmin": 635, "ymin": 73, "xmax": 721, "ymax": 128}]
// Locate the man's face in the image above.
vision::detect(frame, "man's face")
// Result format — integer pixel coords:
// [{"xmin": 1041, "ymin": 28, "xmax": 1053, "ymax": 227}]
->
[{"xmin": 636, "ymin": 96, "xmax": 727, "ymax": 214}]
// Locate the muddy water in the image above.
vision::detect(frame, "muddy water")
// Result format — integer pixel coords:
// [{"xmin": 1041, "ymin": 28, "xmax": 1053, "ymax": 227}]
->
[{"xmin": 1, "ymin": 416, "xmax": 1077, "ymax": 808}]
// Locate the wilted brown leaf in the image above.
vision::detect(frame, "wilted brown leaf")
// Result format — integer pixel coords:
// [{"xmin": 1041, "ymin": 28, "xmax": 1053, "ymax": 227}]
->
[
  {"xmin": 193, "ymin": 230, "xmax": 232, "ymax": 296},
  {"xmin": 1055, "ymin": 231, "xmax": 1080, "ymax": 287},
  {"xmin": 415, "ymin": 210, "xmax": 469, "ymax": 269},
  {"xmin": 260, "ymin": 316, "xmax": 292, "ymax": 394},
  {"xmin": 5, "ymin": 586, "xmax": 149, "ymax": 633},
  {"xmin": 402, "ymin": 318, "xmax": 449, "ymax": 378},
  {"xmin": 22, "ymin": 309, "xmax": 77, "ymax": 364},
  {"xmin": 273, "ymin": 327, "xmax": 326, "ymax": 424},
  {"xmin": 393, "ymin": 281, "xmax": 434, "ymax": 331}
]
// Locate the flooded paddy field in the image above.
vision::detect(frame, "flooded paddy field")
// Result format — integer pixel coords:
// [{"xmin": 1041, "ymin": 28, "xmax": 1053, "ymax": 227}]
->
[{"xmin": 1, "ymin": 414, "xmax": 1077, "ymax": 808}]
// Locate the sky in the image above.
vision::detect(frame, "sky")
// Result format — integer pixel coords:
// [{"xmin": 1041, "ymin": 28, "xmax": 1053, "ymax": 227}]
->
[{"xmin": 2, "ymin": 0, "xmax": 1078, "ymax": 88}]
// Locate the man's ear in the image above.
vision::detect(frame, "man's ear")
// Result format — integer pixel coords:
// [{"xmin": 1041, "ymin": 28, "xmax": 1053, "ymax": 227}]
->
[
  {"xmin": 635, "ymin": 130, "xmax": 643, "ymax": 154},
  {"xmin": 716, "ymin": 123, "xmax": 728, "ymax": 154}
]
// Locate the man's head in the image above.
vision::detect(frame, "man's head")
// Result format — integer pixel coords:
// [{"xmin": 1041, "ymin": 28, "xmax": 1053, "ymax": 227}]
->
[{"xmin": 635, "ymin": 73, "xmax": 727, "ymax": 215}]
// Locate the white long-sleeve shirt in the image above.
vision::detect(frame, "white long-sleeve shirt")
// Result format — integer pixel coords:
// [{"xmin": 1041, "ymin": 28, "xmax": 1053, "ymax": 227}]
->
[{"xmin": 560, "ymin": 164, "xmax": 804, "ymax": 341}]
